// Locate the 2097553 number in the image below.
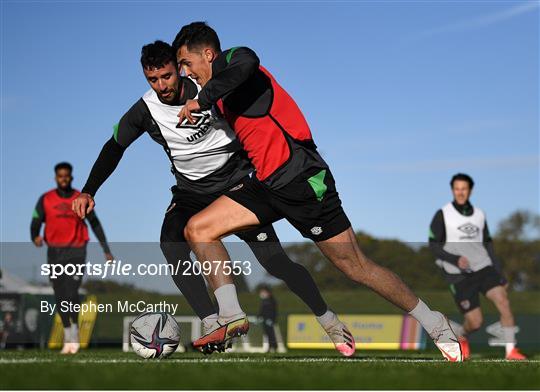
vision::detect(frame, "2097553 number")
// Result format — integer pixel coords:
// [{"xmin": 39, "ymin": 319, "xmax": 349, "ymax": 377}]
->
[{"xmin": 181, "ymin": 260, "xmax": 252, "ymax": 276}]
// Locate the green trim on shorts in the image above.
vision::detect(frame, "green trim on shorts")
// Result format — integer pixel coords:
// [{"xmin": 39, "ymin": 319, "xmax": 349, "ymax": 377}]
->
[{"xmin": 307, "ymin": 169, "xmax": 327, "ymax": 202}]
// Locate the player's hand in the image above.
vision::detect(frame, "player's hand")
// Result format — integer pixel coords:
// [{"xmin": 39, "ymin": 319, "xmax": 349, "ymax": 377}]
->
[
  {"xmin": 178, "ymin": 99, "xmax": 200, "ymax": 124},
  {"xmin": 104, "ymin": 252, "xmax": 114, "ymax": 262},
  {"xmin": 72, "ymin": 193, "xmax": 95, "ymax": 219},
  {"xmin": 457, "ymin": 256, "xmax": 470, "ymax": 270},
  {"xmin": 33, "ymin": 236, "xmax": 43, "ymax": 247}
]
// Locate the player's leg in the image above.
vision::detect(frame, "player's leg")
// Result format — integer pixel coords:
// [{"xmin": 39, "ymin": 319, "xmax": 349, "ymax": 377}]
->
[
  {"xmin": 63, "ymin": 249, "xmax": 86, "ymax": 354},
  {"xmin": 167, "ymin": 187, "xmax": 260, "ymax": 352},
  {"xmin": 237, "ymin": 226, "xmax": 328, "ymax": 316},
  {"xmin": 446, "ymin": 276, "xmax": 482, "ymax": 360},
  {"xmin": 184, "ymin": 195, "xmax": 260, "ymax": 349},
  {"xmin": 262, "ymin": 319, "xmax": 278, "ymax": 352},
  {"xmin": 160, "ymin": 203, "xmax": 218, "ymax": 323},
  {"xmin": 48, "ymin": 248, "xmax": 73, "ymax": 354},
  {"xmin": 484, "ymin": 284, "xmax": 526, "ymax": 360},
  {"xmin": 237, "ymin": 225, "xmax": 355, "ymax": 356},
  {"xmin": 50, "ymin": 273, "xmax": 73, "ymax": 354},
  {"xmin": 272, "ymin": 168, "xmax": 461, "ymax": 361}
]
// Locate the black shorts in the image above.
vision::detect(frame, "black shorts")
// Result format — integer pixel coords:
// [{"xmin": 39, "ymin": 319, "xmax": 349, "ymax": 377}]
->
[
  {"xmin": 160, "ymin": 181, "xmax": 282, "ymax": 244},
  {"xmin": 47, "ymin": 246, "xmax": 86, "ymax": 287},
  {"xmin": 224, "ymin": 168, "xmax": 351, "ymax": 241},
  {"xmin": 450, "ymin": 266, "xmax": 505, "ymax": 313}
]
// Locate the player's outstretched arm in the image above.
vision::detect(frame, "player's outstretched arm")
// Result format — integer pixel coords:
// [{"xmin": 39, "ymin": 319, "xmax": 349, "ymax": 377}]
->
[{"xmin": 72, "ymin": 136, "xmax": 126, "ymax": 219}]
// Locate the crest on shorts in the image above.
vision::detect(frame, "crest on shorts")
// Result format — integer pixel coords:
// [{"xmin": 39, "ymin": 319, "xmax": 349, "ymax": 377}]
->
[
  {"xmin": 460, "ymin": 300, "xmax": 471, "ymax": 310},
  {"xmin": 256, "ymin": 233, "xmax": 268, "ymax": 242},
  {"xmin": 310, "ymin": 226, "xmax": 323, "ymax": 236},
  {"xmin": 229, "ymin": 183, "xmax": 244, "ymax": 192}
]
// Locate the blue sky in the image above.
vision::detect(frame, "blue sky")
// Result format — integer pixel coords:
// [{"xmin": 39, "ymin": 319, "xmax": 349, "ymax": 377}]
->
[{"xmin": 1, "ymin": 1, "xmax": 538, "ymax": 247}]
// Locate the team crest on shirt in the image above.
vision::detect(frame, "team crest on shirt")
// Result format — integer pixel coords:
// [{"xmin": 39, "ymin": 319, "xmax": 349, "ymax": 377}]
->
[
  {"xmin": 460, "ymin": 300, "xmax": 471, "ymax": 310},
  {"xmin": 177, "ymin": 112, "xmax": 216, "ymax": 143},
  {"xmin": 257, "ymin": 233, "xmax": 268, "ymax": 242},
  {"xmin": 310, "ymin": 226, "xmax": 323, "ymax": 236},
  {"xmin": 458, "ymin": 223, "xmax": 479, "ymax": 239}
]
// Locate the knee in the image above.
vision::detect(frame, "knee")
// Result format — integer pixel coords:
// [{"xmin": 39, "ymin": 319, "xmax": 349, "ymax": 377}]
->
[{"xmin": 184, "ymin": 216, "xmax": 211, "ymax": 243}]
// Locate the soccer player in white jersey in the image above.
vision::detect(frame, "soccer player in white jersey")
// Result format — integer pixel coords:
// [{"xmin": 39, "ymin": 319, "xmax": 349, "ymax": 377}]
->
[{"xmin": 429, "ymin": 173, "xmax": 526, "ymax": 360}]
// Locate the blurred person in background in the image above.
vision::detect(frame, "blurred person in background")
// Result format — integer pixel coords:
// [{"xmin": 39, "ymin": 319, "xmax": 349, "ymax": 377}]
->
[
  {"xmin": 31, "ymin": 162, "xmax": 113, "ymax": 354},
  {"xmin": 429, "ymin": 173, "xmax": 526, "ymax": 360},
  {"xmin": 258, "ymin": 286, "xmax": 278, "ymax": 353}
]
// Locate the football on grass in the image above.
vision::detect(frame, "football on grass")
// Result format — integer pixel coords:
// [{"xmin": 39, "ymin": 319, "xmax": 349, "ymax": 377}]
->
[{"xmin": 130, "ymin": 312, "xmax": 180, "ymax": 359}]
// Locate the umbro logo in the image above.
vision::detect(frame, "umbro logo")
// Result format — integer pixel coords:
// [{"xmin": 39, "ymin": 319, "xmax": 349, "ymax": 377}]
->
[
  {"xmin": 53, "ymin": 203, "xmax": 72, "ymax": 212},
  {"xmin": 310, "ymin": 226, "xmax": 323, "ymax": 236},
  {"xmin": 458, "ymin": 223, "xmax": 479, "ymax": 239},
  {"xmin": 229, "ymin": 184, "xmax": 244, "ymax": 192},
  {"xmin": 176, "ymin": 112, "xmax": 210, "ymax": 129}
]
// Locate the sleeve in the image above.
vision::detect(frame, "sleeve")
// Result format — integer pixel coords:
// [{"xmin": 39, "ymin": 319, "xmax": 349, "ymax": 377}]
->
[
  {"xmin": 85, "ymin": 210, "xmax": 111, "ymax": 254},
  {"xmin": 81, "ymin": 100, "xmax": 148, "ymax": 196},
  {"xmin": 30, "ymin": 195, "xmax": 45, "ymax": 240},
  {"xmin": 428, "ymin": 209, "xmax": 460, "ymax": 265},
  {"xmin": 197, "ymin": 47, "xmax": 260, "ymax": 110}
]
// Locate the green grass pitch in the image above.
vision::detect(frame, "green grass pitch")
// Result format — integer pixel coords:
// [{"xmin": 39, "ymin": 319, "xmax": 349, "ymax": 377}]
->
[{"xmin": 1, "ymin": 349, "xmax": 539, "ymax": 390}]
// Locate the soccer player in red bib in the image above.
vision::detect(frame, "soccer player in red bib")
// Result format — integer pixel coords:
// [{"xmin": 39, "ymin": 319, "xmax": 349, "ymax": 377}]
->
[
  {"xmin": 173, "ymin": 22, "xmax": 462, "ymax": 361},
  {"xmin": 31, "ymin": 162, "xmax": 113, "ymax": 354}
]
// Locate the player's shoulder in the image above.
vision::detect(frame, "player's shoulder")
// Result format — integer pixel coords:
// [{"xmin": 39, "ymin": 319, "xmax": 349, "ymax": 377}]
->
[
  {"xmin": 441, "ymin": 202, "xmax": 453, "ymax": 212},
  {"xmin": 472, "ymin": 205, "xmax": 486, "ymax": 217},
  {"xmin": 43, "ymin": 189, "xmax": 57, "ymax": 198},
  {"xmin": 141, "ymin": 89, "xmax": 158, "ymax": 103},
  {"xmin": 222, "ymin": 46, "xmax": 258, "ymax": 61}
]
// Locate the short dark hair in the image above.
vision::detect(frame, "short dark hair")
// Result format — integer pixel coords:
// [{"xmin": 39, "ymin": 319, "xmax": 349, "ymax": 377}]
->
[
  {"xmin": 450, "ymin": 173, "xmax": 474, "ymax": 189},
  {"xmin": 140, "ymin": 40, "xmax": 177, "ymax": 69},
  {"xmin": 55, "ymin": 162, "xmax": 73, "ymax": 174},
  {"xmin": 172, "ymin": 21, "xmax": 221, "ymax": 53}
]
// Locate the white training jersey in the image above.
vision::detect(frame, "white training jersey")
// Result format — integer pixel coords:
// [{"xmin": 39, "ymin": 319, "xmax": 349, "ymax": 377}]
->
[{"xmin": 436, "ymin": 202, "xmax": 493, "ymax": 274}]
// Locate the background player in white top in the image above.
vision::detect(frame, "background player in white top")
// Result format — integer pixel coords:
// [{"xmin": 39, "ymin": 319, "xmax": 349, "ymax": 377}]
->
[{"xmin": 429, "ymin": 173, "xmax": 526, "ymax": 360}]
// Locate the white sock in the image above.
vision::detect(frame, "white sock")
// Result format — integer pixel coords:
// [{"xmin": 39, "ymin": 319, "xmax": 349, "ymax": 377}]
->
[
  {"xmin": 63, "ymin": 327, "xmax": 71, "ymax": 344},
  {"xmin": 214, "ymin": 284, "xmax": 243, "ymax": 318},
  {"xmin": 316, "ymin": 309, "xmax": 337, "ymax": 330},
  {"xmin": 408, "ymin": 299, "xmax": 443, "ymax": 333},
  {"xmin": 70, "ymin": 323, "xmax": 79, "ymax": 343},
  {"xmin": 202, "ymin": 313, "xmax": 218, "ymax": 332},
  {"xmin": 503, "ymin": 326, "xmax": 516, "ymax": 355},
  {"xmin": 448, "ymin": 319, "xmax": 465, "ymax": 337}
]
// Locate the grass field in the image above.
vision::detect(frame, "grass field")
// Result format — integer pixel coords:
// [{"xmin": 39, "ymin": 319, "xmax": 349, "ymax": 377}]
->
[{"xmin": 1, "ymin": 349, "xmax": 539, "ymax": 390}]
